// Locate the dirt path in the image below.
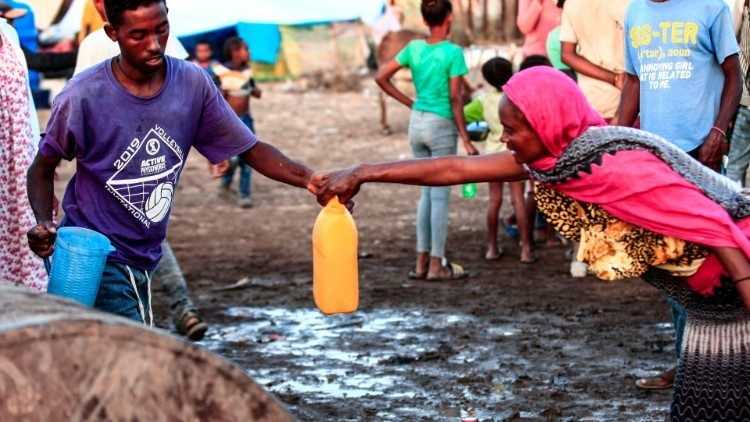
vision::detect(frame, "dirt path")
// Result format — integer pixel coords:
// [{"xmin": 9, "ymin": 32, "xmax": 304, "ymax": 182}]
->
[{"xmin": 51, "ymin": 84, "xmax": 674, "ymax": 420}]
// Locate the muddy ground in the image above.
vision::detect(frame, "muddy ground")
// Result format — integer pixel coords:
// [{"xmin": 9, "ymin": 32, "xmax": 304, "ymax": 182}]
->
[{"xmin": 49, "ymin": 83, "xmax": 674, "ymax": 421}]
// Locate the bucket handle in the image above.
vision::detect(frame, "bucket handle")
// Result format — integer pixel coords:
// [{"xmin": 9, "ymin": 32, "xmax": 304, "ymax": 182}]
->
[{"xmin": 42, "ymin": 244, "xmax": 115, "ymax": 275}]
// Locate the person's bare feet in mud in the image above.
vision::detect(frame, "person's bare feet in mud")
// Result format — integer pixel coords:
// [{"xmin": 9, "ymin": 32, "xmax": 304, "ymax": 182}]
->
[
  {"xmin": 485, "ymin": 244, "xmax": 503, "ymax": 261},
  {"xmin": 520, "ymin": 244, "xmax": 536, "ymax": 264}
]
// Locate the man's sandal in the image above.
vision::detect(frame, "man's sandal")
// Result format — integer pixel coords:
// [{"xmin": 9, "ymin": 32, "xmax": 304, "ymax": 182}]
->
[{"xmin": 176, "ymin": 309, "xmax": 209, "ymax": 342}]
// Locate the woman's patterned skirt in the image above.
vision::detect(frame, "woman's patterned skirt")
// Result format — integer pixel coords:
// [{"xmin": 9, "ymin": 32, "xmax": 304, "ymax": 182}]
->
[{"xmin": 644, "ymin": 269, "xmax": 750, "ymax": 421}]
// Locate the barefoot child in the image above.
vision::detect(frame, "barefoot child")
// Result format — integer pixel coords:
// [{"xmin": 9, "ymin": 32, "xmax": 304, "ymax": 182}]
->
[
  {"xmin": 375, "ymin": 0, "xmax": 475, "ymax": 281},
  {"xmin": 213, "ymin": 37, "xmax": 261, "ymax": 209},
  {"xmin": 463, "ymin": 57, "xmax": 532, "ymax": 262},
  {"xmin": 27, "ymin": 0, "xmax": 317, "ymax": 324}
]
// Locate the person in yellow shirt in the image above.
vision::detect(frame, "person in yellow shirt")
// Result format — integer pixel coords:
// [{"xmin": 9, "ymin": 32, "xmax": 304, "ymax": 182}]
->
[
  {"xmin": 560, "ymin": 0, "xmax": 630, "ymax": 121},
  {"xmin": 464, "ymin": 58, "xmax": 532, "ymax": 263}
]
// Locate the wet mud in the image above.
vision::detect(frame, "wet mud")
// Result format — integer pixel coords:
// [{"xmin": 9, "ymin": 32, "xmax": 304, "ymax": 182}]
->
[{"xmin": 49, "ymin": 87, "xmax": 676, "ymax": 421}]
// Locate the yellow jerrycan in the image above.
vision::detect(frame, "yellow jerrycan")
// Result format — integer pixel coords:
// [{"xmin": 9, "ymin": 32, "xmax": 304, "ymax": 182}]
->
[{"xmin": 312, "ymin": 197, "xmax": 359, "ymax": 315}]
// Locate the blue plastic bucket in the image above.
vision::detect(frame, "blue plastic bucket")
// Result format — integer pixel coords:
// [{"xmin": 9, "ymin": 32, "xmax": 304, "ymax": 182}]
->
[{"xmin": 47, "ymin": 227, "xmax": 115, "ymax": 307}]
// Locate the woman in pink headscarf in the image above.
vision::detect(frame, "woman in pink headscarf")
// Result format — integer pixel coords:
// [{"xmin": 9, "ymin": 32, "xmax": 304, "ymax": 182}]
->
[{"xmin": 315, "ymin": 66, "xmax": 750, "ymax": 421}]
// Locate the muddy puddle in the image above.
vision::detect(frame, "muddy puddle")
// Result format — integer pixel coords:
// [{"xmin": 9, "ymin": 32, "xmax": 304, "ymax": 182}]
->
[
  {"xmin": 199, "ymin": 306, "xmax": 672, "ymax": 421},
  {"xmin": 135, "ymin": 89, "xmax": 680, "ymax": 421}
]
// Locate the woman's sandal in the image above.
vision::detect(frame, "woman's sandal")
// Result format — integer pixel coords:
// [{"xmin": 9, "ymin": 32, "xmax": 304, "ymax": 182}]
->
[
  {"xmin": 634, "ymin": 368, "xmax": 676, "ymax": 391},
  {"xmin": 408, "ymin": 270, "xmax": 427, "ymax": 280},
  {"xmin": 426, "ymin": 261, "xmax": 469, "ymax": 281}
]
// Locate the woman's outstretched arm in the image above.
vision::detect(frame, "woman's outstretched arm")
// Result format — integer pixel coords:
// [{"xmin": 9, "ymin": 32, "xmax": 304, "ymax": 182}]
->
[{"xmin": 314, "ymin": 151, "xmax": 528, "ymax": 205}]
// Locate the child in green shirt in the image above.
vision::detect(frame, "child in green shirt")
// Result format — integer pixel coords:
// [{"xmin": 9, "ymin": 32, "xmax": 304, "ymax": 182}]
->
[
  {"xmin": 464, "ymin": 58, "xmax": 532, "ymax": 262},
  {"xmin": 375, "ymin": 0, "xmax": 473, "ymax": 281}
]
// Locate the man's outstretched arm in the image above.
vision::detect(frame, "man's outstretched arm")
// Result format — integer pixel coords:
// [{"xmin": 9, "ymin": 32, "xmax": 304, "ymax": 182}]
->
[{"xmin": 240, "ymin": 142, "xmax": 316, "ymax": 193}]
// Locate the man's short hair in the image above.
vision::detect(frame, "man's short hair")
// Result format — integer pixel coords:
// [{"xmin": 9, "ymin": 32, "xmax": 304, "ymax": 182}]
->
[{"xmin": 104, "ymin": 0, "xmax": 166, "ymax": 27}]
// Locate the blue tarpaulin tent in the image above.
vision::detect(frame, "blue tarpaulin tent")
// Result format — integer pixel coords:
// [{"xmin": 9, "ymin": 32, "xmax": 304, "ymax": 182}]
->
[{"xmin": 170, "ymin": 0, "xmax": 385, "ymax": 64}]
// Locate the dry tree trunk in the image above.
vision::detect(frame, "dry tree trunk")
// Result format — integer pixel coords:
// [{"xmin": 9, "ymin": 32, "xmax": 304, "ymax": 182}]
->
[
  {"xmin": 482, "ymin": 0, "xmax": 490, "ymax": 38},
  {"xmin": 500, "ymin": 0, "xmax": 520, "ymax": 42},
  {"xmin": 466, "ymin": 0, "xmax": 476, "ymax": 34},
  {"xmin": 452, "ymin": 0, "xmax": 475, "ymax": 44}
]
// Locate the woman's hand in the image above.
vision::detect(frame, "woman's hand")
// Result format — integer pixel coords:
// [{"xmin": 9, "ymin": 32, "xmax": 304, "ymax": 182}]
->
[{"xmin": 311, "ymin": 166, "xmax": 363, "ymax": 207}]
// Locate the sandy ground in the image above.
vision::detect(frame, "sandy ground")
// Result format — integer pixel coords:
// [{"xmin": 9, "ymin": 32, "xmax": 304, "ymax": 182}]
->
[{"xmin": 45, "ymin": 82, "xmax": 674, "ymax": 421}]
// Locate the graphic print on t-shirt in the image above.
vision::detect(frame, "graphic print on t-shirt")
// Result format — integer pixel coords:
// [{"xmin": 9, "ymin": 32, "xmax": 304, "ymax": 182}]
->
[
  {"xmin": 629, "ymin": 21, "xmax": 699, "ymax": 90},
  {"xmin": 105, "ymin": 125, "xmax": 185, "ymax": 228}
]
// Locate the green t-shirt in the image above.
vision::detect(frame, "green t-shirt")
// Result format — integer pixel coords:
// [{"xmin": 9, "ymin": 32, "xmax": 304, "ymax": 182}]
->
[
  {"xmin": 396, "ymin": 40, "xmax": 468, "ymax": 119},
  {"xmin": 546, "ymin": 26, "xmax": 570, "ymax": 71}
]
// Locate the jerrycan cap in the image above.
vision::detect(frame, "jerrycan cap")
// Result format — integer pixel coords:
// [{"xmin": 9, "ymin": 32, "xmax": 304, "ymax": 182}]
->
[{"xmin": 326, "ymin": 196, "xmax": 347, "ymax": 213}]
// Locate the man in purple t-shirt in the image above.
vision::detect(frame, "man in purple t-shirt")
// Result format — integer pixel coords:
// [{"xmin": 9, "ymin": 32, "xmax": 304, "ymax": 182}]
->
[{"xmin": 26, "ymin": 0, "xmax": 318, "ymax": 324}]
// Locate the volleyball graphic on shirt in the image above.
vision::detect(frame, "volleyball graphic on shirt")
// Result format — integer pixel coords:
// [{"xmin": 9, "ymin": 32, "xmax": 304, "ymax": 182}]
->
[
  {"xmin": 144, "ymin": 182, "xmax": 174, "ymax": 223},
  {"xmin": 106, "ymin": 126, "xmax": 184, "ymax": 227}
]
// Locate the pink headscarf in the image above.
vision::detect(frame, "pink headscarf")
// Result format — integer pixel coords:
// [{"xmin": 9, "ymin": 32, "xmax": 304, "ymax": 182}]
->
[
  {"xmin": 503, "ymin": 66, "xmax": 607, "ymax": 171},
  {"xmin": 503, "ymin": 67, "xmax": 750, "ymax": 295}
]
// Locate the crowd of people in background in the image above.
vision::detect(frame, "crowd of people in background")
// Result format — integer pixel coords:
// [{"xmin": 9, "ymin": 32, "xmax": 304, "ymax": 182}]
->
[{"xmin": 3, "ymin": 0, "xmax": 750, "ymax": 419}]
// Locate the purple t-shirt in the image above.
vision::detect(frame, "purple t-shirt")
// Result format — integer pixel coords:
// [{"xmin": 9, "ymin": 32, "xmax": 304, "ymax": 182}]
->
[{"xmin": 40, "ymin": 56, "xmax": 257, "ymax": 270}]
